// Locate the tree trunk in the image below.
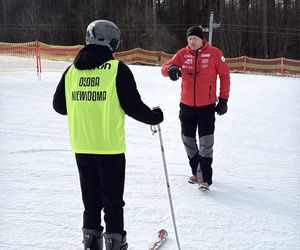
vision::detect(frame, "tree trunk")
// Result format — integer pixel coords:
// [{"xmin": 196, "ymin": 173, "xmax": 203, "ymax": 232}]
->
[{"xmin": 262, "ymin": 0, "xmax": 268, "ymax": 58}]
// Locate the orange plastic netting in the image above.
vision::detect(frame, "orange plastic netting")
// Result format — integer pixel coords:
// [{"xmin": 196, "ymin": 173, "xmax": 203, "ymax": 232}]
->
[{"xmin": 0, "ymin": 41, "xmax": 299, "ymax": 77}]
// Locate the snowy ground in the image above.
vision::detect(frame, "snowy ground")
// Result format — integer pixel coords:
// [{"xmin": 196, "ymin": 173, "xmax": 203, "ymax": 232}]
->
[{"xmin": 0, "ymin": 66, "xmax": 299, "ymax": 250}]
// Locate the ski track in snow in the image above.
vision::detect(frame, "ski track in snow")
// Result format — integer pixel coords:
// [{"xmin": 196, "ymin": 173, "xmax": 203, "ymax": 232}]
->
[{"xmin": 0, "ymin": 67, "xmax": 299, "ymax": 250}]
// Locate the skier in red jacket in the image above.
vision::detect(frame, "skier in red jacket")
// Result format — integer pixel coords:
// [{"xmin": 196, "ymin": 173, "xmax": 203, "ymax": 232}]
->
[{"xmin": 161, "ymin": 26, "xmax": 230, "ymax": 190}]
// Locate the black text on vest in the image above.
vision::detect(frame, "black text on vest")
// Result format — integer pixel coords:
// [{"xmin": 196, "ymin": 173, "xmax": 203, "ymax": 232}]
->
[{"xmin": 78, "ymin": 77, "xmax": 100, "ymax": 87}]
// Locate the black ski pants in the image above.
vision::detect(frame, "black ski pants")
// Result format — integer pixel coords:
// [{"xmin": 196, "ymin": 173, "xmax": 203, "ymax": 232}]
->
[
  {"xmin": 75, "ymin": 153, "xmax": 126, "ymax": 234},
  {"xmin": 179, "ymin": 103, "xmax": 215, "ymax": 185}
]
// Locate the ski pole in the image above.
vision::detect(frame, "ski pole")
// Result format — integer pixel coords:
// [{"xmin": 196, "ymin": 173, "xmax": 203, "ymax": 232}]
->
[{"xmin": 151, "ymin": 122, "xmax": 182, "ymax": 250}]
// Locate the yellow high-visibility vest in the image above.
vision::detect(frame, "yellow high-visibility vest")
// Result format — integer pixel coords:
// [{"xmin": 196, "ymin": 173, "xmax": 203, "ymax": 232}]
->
[{"xmin": 65, "ymin": 60, "xmax": 125, "ymax": 154}]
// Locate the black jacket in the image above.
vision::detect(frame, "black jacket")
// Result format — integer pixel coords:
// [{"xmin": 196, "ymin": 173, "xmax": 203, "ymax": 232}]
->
[{"xmin": 53, "ymin": 45, "xmax": 163, "ymax": 125}]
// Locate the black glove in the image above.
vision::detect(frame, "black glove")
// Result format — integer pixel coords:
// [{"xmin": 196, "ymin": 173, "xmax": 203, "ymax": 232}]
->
[
  {"xmin": 151, "ymin": 107, "xmax": 164, "ymax": 125},
  {"xmin": 167, "ymin": 65, "xmax": 181, "ymax": 81},
  {"xmin": 215, "ymin": 98, "xmax": 228, "ymax": 115}
]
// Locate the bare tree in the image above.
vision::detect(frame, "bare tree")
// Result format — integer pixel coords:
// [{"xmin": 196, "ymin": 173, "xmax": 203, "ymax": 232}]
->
[
  {"xmin": 0, "ymin": 0, "xmax": 299, "ymax": 59},
  {"xmin": 262, "ymin": 0, "xmax": 268, "ymax": 58}
]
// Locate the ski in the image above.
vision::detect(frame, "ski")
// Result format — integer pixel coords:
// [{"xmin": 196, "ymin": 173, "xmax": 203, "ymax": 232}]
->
[{"xmin": 149, "ymin": 229, "xmax": 168, "ymax": 250}]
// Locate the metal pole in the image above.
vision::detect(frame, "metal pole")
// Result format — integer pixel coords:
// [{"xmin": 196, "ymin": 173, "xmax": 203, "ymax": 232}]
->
[
  {"xmin": 202, "ymin": 11, "xmax": 220, "ymax": 46},
  {"xmin": 208, "ymin": 11, "xmax": 214, "ymax": 44},
  {"xmin": 151, "ymin": 124, "xmax": 181, "ymax": 250}
]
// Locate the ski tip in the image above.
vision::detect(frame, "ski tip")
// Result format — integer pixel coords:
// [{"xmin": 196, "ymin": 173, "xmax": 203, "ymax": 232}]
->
[
  {"xmin": 158, "ymin": 229, "xmax": 168, "ymax": 237},
  {"xmin": 149, "ymin": 229, "xmax": 168, "ymax": 250},
  {"xmin": 158, "ymin": 229, "xmax": 167, "ymax": 233}
]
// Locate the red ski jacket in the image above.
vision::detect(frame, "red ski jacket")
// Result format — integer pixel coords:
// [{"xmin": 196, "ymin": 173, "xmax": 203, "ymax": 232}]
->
[{"xmin": 161, "ymin": 42, "xmax": 230, "ymax": 107}]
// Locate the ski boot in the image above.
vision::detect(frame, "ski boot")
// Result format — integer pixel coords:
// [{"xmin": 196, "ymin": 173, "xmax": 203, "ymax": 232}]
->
[
  {"xmin": 198, "ymin": 181, "xmax": 210, "ymax": 190},
  {"xmin": 104, "ymin": 231, "xmax": 128, "ymax": 250},
  {"xmin": 82, "ymin": 228, "xmax": 103, "ymax": 250},
  {"xmin": 187, "ymin": 175, "xmax": 198, "ymax": 184}
]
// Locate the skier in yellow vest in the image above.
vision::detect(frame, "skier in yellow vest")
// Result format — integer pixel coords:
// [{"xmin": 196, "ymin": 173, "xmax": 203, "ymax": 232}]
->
[{"xmin": 53, "ymin": 20, "xmax": 163, "ymax": 250}]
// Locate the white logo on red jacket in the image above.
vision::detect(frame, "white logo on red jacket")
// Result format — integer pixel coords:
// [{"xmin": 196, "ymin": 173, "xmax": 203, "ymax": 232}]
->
[
  {"xmin": 182, "ymin": 57, "xmax": 193, "ymax": 69},
  {"xmin": 184, "ymin": 58, "xmax": 192, "ymax": 65}
]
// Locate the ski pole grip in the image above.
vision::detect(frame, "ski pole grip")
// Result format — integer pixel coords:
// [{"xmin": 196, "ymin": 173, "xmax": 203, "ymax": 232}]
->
[
  {"xmin": 150, "ymin": 107, "xmax": 160, "ymax": 135},
  {"xmin": 150, "ymin": 125, "xmax": 157, "ymax": 135}
]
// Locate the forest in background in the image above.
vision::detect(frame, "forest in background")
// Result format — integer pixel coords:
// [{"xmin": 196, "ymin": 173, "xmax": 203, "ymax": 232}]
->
[{"xmin": 0, "ymin": 0, "xmax": 299, "ymax": 59}]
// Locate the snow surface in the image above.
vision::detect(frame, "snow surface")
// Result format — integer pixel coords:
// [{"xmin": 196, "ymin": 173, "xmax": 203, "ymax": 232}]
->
[{"xmin": 0, "ymin": 66, "xmax": 299, "ymax": 250}]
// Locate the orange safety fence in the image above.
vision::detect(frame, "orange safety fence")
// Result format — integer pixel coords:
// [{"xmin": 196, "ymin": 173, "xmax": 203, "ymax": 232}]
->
[
  {"xmin": 226, "ymin": 56, "xmax": 300, "ymax": 76},
  {"xmin": 0, "ymin": 41, "xmax": 299, "ymax": 77},
  {"xmin": 0, "ymin": 41, "xmax": 38, "ymax": 72},
  {"xmin": 114, "ymin": 48, "xmax": 162, "ymax": 65}
]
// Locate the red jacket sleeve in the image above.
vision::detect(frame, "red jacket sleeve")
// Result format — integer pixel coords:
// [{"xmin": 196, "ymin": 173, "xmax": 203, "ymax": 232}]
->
[
  {"xmin": 161, "ymin": 50, "xmax": 183, "ymax": 77},
  {"xmin": 217, "ymin": 52, "xmax": 230, "ymax": 100}
]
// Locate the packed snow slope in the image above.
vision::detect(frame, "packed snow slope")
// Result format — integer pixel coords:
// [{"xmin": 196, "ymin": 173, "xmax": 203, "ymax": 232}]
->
[{"xmin": 0, "ymin": 66, "xmax": 299, "ymax": 250}]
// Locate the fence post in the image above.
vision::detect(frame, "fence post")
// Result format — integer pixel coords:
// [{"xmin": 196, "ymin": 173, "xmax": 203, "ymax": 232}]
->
[
  {"xmin": 243, "ymin": 56, "xmax": 247, "ymax": 74},
  {"xmin": 36, "ymin": 40, "xmax": 41, "ymax": 81},
  {"xmin": 280, "ymin": 57, "xmax": 284, "ymax": 76}
]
